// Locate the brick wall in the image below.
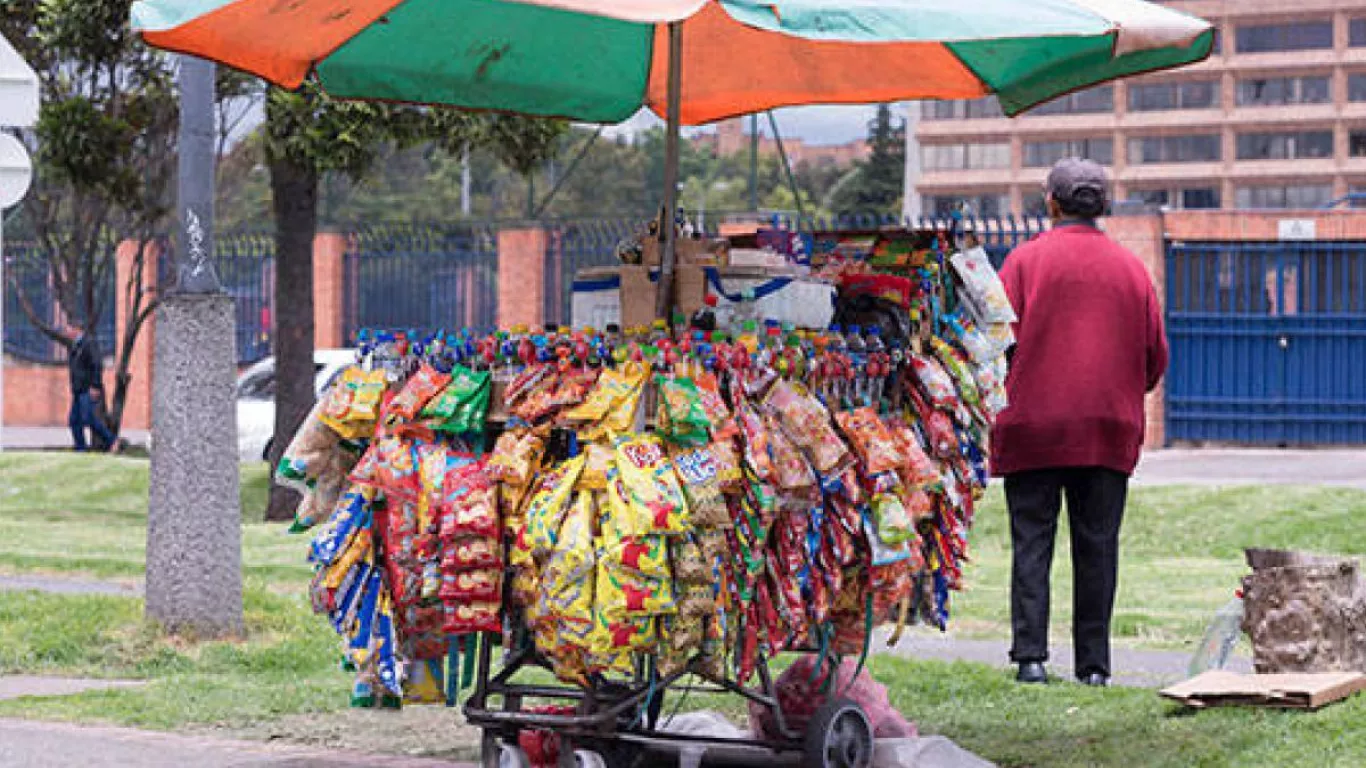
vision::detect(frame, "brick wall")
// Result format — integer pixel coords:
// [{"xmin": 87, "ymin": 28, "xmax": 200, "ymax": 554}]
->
[
  {"xmin": 1103, "ymin": 214, "xmax": 1167, "ymax": 449},
  {"xmin": 496, "ymin": 228, "xmax": 547, "ymax": 330}
]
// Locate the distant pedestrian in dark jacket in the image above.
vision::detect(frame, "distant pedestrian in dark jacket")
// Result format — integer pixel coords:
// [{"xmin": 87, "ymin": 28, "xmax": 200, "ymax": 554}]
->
[
  {"xmin": 66, "ymin": 323, "xmax": 117, "ymax": 453},
  {"xmin": 991, "ymin": 159, "xmax": 1168, "ymax": 687}
]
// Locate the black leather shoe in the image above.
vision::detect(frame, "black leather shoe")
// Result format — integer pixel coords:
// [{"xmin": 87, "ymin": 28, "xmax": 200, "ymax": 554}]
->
[
  {"xmin": 1078, "ymin": 673, "xmax": 1110, "ymax": 687},
  {"xmin": 1016, "ymin": 662, "xmax": 1048, "ymax": 684}
]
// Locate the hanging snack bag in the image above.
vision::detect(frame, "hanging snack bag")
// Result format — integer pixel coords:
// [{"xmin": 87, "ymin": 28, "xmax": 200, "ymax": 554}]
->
[
  {"xmin": 668, "ymin": 444, "xmax": 731, "ymax": 529},
  {"xmin": 932, "ymin": 338, "xmax": 982, "ymax": 411},
  {"xmin": 392, "ymin": 362, "xmax": 451, "ymax": 423},
  {"xmin": 276, "ymin": 398, "xmax": 342, "ymax": 493},
  {"xmin": 524, "ymin": 455, "xmax": 587, "ymax": 559},
  {"xmin": 600, "ymin": 535, "xmax": 671, "ymax": 580},
  {"xmin": 910, "ymin": 353, "xmax": 959, "ymax": 411},
  {"xmin": 657, "ymin": 376, "xmax": 711, "ymax": 447},
  {"xmin": 444, "ymin": 601, "xmax": 501, "ymax": 635},
  {"xmin": 835, "ymin": 407, "xmax": 900, "ymax": 475},
  {"xmin": 576, "ymin": 443, "xmax": 615, "ymax": 491},
  {"xmin": 320, "ymin": 366, "xmax": 388, "ymax": 439},
  {"xmin": 765, "ymin": 380, "xmax": 849, "ymax": 474},
  {"xmin": 596, "ymin": 557, "xmax": 676, "ymax": 618},
  {"xmin": 871, "ymin": 491, "xmax": 914, "ymax": 546},
  {"xmin": 735, "ymin": 406, "xmax": 777, "ymax": 483},
  {"xmin": 692, "ymin": 370, "xmax": 732, "ymax": 428},
  {"xmin": 887, "ymin": 418, "xmax": 940, "ymax": 488},
  {"xmin": 611, "ymin": 434, "xmax": 691, "ymax": 536},
  {"xmin": 540, "ymin": 492, "xmax": 597, "ymax": 589},
  {"xmin": 765, "ymin": 412, "xmax": 817, "ymax": 491},
  {"xmin": 423, "ymin": 365, "xmax": 492, "ymax": 433},
  {"xmin": 709, "ymin": 434, "xmax": 745, "ymax": 491},
  {"xmin": 487, "ymin": 428, "xmax": 546, "ymax": 487},
  {"xmin": 950, "ymin": 246, "xmax": 1016, "ymax": 324},
  {"xmin": 565, "ymin": 363, "xmax": 648, "ymax": 436}
]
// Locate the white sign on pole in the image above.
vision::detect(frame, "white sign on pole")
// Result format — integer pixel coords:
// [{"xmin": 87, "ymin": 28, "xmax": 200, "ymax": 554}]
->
[
  {"xmin": 1277, "ymin": 219, "xmax": 1317, "ymax": 241},
  {"xmin": 1, "ymin": 31, "xmax": 38, "ymax": 454},
  {"xmin": 0, "ymin": 132, "xmax": 33, "ymax": 208}
]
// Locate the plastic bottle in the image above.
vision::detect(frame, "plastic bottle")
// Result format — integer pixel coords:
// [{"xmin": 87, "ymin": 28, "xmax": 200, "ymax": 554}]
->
[
  {"xmin": 1189, "ymin": 595, "xmax": 1245, "ymax": 676},
  {"xmin": 691, "ymin": 294, "xmax": 719, "ymax": 332}
]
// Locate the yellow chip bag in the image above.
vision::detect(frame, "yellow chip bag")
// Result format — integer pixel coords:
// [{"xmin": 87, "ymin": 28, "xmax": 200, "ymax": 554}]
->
[
  {"xmin": 320, "ymin": 367, "xmax": 388, "ymax": 439},
  {"xmin": 524, "ymin": 455, "xmax": 586, "ymax": 560},
  {"xmin": 540, "ymin": 493, "xmax": 597, "ymax": 590},
  {"xmin": 599, "ymin": 535, "xmax": 671, "ymax": 580},
  {"xmin": 487, "ymin": 428, "xmax": 546, "ymax": 488},
  {"xmin": 565, "ymin": 363, "xmax": 649, "ymax": 435},
  {"xmin": 576, "ymin": 443, "xmax": 615, "ymax": 491},
  {"xmin": 668, "ymin": 444, "xmax": 731, "ymax": 529},
  {"xmin": 595, "ymin": 557, "xmax": 676, "ymax": 618},
  {"xmin": 610, "ymin": 435, "xmax": 691, "ymax": 537}
]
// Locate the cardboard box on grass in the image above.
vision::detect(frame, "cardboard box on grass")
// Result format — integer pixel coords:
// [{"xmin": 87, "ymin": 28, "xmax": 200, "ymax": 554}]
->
[{"xmin": 1159, "ymin": 670, "xmax": 1366, "ymax": 711}]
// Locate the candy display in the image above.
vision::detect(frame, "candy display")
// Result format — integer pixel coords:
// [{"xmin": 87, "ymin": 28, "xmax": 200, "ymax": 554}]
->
[{"xmin": 287, "ymin": 227, "xmax": 1011, "ymax": 715}]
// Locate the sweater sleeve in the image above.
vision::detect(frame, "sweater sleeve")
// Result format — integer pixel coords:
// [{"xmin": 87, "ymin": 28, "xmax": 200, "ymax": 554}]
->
[{"xmin": 1144, "ymin": 283, "xmax": 1169, "ymax": 393}]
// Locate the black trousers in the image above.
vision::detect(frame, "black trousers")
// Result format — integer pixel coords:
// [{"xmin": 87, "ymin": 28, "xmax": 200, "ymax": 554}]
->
[{"xmin": 1006, "ymin": 467, "xmax": 1128, "ymax": 678}]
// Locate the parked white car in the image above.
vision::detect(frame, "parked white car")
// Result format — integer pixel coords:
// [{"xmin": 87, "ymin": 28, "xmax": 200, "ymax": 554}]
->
[{"xmin": 236, "ymin": 349, "xmax": 356, "ymax": 463}]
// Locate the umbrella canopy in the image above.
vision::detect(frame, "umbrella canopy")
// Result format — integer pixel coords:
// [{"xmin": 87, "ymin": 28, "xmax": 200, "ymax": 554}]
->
[{"xmin": 132, "ymin": 0, "xmax": 1213, "ymax": 123}]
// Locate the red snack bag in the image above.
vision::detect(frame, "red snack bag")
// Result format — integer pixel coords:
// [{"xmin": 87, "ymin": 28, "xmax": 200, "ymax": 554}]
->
[
  {"xmin": 736, "ymin": 406, "xmax": 776, "ymax": 483},
  {"xmin": 765, "ymin": 413, "xmax": 817, "ymax": 491},
  {"xmin": 443, "ymin": 601, "xmax": 501, "ymax": 635},
  {"xmin": 836, "ymin": 407, "xmax": 900, "ymax": 475},
  {"xmin": 443, "ymin": 536, "xmax": 502, "ymax": 572},
  {"xmin": 887, "ymin": 418, "xmax": 939, "ymax": 488},
  {"xmin": 388, "ymin": 363, "xmax": 451, "ymax": 422},
  {"xmin": 358, "ymin": 434, "xmax": 420, "ymax": 502},
  {"xmin": 439, "ymin": 569, "xmax": 502, "ymax": 602}
]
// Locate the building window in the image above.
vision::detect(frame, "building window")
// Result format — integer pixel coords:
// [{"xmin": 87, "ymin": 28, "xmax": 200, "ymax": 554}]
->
[
  {"xmin": 1024, "ymin": 85, "xmax": 1114, "ymax": 116},
  {"xmin": 1127, "ymin": 134, "xmax": 1221, "ymax": 164},
  {"xmin": 1125, "ymin": 187, "xmax": 1222, "ymax": 210},
  {"xmin": 1235, "ymin": 21, "xmax": 1333, "ymax": 53},
  {"xmin": 1350, "ymin": 74, "xmax": 1366, "ymax": 101},
  {"xmin": 924, "ymin": 193, "xmax": 1010, "ymax": 217},
  {"xmin": 1352, "ymin": 19, "xmax": 1366, "ymax": 47},
  {"xmin": 1128, "ymin": 189, "xmax": 1170, "ymax": 207},
  {"xmin": 1236, "ymin": 76, "xmax": 1331, "ymax": 106},
  {"xmin": 1128, "ymin": 80, "xmax": 1218, "ymax": 111},
  {"xmin": 1235, "ymin": 184, "xmax": 1333, "ymax": 209},
  {"xmin": 1022, "ymin": 138, "xmax": 1113, "ymax": 167},
  {"xmin": 1182, "ymin": 188, "xmax": 1221, "ymax": 210},
  {"xmin": 921, "ymin": 97, "xmax": 1003, "ymax": 120},
  {"xmin": 1350, "ymin": 131, "xmax": 1366, "ymax": 157},
  {"xmin": 1236, "ymin": 131, "xmax": 1334, "ymax": 161},
  {"xmin": 921, "ymin": 142, "xmax": 1010, "ymax": 171}
]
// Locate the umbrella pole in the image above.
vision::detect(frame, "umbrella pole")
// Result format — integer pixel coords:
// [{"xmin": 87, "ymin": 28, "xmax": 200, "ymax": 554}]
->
[{"xmin": 655, "ymin": 20, "xmax": 684, "ymax": 321}]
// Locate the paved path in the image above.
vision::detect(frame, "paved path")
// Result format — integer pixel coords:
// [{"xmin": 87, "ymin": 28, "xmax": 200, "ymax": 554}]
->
[
  {"xmin": 0, "ymin": 574, "xmax": 142, "ymax": 597},
  {"xmin": 876, "ymin": 630, "xmax": 1252, "ymax": 688},
  {"xmin": 0, "ymin": 426, "xmax": 149, "ymax": 451},
  {"xmin": 1133, "ymin": 448, "xmax": 1366, "ymax": 489},
  {"xmin": 0, "ymin": 718, "xmax": 476, "ymax": 768},
  {"xmin": 0, "ymin": 676, "xmax": 145, "ymax": 702}
]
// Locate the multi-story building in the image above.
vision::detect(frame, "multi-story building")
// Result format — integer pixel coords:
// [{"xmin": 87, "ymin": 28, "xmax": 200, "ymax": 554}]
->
[{"xmin": 914, "ymin": 0, "xmax": 1366, "ymax": 215}]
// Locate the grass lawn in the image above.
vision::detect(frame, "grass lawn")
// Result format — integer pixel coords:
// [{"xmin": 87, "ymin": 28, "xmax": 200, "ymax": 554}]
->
[{"xmin": 1, "ymin": 452, "xmax": 1364, "ymax": 765}]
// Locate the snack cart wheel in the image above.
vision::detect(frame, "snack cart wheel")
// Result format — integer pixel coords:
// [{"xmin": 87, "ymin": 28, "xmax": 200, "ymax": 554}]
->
[
  {"xmin": 803, "ymin": 697, "xmax": 873, "ymax": 768},
  {"xmin": 480, "ymin": 731, "xmax": 529, "ymax": 768}
]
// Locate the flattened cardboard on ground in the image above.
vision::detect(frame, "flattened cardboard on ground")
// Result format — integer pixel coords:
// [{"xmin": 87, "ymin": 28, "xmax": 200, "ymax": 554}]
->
[{"xmin": 1160, "ymin": 669, "xmax": 1366, "ymax": 710}]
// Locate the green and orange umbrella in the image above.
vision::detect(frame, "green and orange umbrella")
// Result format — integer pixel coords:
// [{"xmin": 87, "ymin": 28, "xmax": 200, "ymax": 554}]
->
[
  {"xmin": 130, "ymin": 0, "xmax": 1213, "ymax": 315},
  {"xmin": 132, "ymin": 0, "xmax": 1213, "ymax": 123}
]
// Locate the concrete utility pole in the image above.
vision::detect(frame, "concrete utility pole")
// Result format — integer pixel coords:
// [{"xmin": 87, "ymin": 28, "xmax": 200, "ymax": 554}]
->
[
  {"xmin": 902, "ymin": 101, "xmax": 923, "ymax": 221},
  {"xmin": 145, "ymin": 55, "xmax": 243, "ymax": 637}
]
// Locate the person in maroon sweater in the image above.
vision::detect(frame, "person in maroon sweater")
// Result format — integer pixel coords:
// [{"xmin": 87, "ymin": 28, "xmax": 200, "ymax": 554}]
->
[{"xmin": 992, "ymin": 158, "xmax": 1168, "ymax": 687}]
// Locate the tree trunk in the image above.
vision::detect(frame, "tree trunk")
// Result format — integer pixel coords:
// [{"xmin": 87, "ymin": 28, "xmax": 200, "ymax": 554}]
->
[{"xmin": 264, "ymin": 150, "xmax": 319, "ymax": 522}]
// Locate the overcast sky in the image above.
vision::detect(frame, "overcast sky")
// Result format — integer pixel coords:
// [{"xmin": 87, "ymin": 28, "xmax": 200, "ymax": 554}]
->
[{"xmin": 229, "ymin": 103, "xmax": 898, "ymax": 149}]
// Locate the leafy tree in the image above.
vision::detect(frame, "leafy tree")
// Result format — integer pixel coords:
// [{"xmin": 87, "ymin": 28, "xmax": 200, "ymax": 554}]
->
[
  {"xmin": 0, "ymin": 0, "xmax": 251, "ymax": 438},
  {"xmin": 260, "ymin": 83, "xmax": 565, "ymax": 520},
  {"xmin": 826, "ymin": 104, "xmax": 905, "ymax": 218}
]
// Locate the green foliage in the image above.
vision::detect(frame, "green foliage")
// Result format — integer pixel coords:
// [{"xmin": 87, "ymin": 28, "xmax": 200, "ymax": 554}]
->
[{"xmin": 826, "ymin": 104, "xmax": 905, "ymax": 216}]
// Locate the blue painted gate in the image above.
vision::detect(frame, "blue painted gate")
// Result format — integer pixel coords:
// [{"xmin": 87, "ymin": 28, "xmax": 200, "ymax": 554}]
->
[{"xmin": 1165, "ymin": 241, "xmax": 1366, "ymax": 444}]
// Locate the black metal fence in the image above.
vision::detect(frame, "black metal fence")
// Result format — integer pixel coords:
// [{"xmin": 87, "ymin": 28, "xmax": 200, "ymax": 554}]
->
[
  {"xmin": 344, "ymin": 225, "xmax": 500, "ymax": 342},
  {"xmin": 2, "ymin": 241, "xmax": 118, "ymax": 364},
  {"xmin": 543, "ymin": 219, "xmax": 638, "ymax": 327},
  {"xmin": 4, "ymin": 215, "xmax": 1047, "ymax": 366}
]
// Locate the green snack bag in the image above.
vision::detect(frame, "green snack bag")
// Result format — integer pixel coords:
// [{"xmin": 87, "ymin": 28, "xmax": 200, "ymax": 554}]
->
[
  {"xmin": 426, "ymin": 365, "xmax": 491, "ymax": 434},
  {"xmin": 450, "ymin": 375, "xmax": 492, "ymax": 434}
]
